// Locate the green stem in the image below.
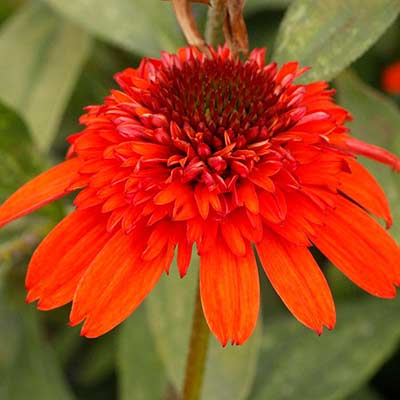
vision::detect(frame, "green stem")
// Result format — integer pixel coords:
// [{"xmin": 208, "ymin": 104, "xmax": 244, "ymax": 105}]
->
[
  {"xmin": 182, "ymin": 284, "xmax": 210, "ymax": 400},
  {"xmin": 205, "ymin": 0, "xmax": 226, "ymax": 46}
]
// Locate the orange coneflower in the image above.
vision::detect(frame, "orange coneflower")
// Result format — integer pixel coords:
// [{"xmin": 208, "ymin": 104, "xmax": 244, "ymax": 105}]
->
[
  {"xmin": 0, "ymin": 46, "xmax": 399, "ymax": 345},
  {"xmin": 382, "ymin": 61, "xmax": 400, "ymax": 95}
]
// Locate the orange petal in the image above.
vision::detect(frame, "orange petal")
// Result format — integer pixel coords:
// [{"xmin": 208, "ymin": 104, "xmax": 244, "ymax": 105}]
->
[
  {"xmin": 194, "ymin": 184, "xmax": 210, "ymax": 219},
  {"xmin": 339, "ymin": 159, "xmax": 392, "ymax": 227},
  {"xmin": 258, "ymin": 190, "xmax": 287, "ymax": 224},
  {"xmin": 172, "ymin": 189, "xmax": 197, "ymax": 221},
  {"xmin": 237, "ymin": 180, "xmax": 259, "ymax": 214},
  {"xmin": 257, "ymin": 229, "xmax": 336, "ymax": 333},
  {"xmin": 249, "ymin": 169, "xmax": 275, "ymax": 192},
  {"xmin": 382, "ymin": 61, "xmax": 400, "ymax": 94},
  {"xmin": 142, "ymin": 221, "xmax": 171, "ymax": 261},
  {"xmin": 25, "ymin": 209, "xmax": 100, "ymax": 291},
  {"xmin": 230, "ymin": 208, "xmax": 263, "ymax": 243},
  {"xmin": 153, "ymin": 181, "xmax": 182, "ymax": 205},
  {"xmin": 0, "ymin": 158, "xmax": 81, "ymax": 228},
  {"xmin": 221, "ymin": 219, "xmax": 246, "ymax": 256},
  {"xmin": 177, "ymin": 238, "xmax": 193, "ymax": 278},
  {"xmin": 70, "ymin": 227, "xmax": 165, "ymax": 337},
  {"xmin": 30, "ymin": 217, "xmax": 111, "ymax": 310},
  {"xmin": 312, "ymin": 197, "xmax": 400, "ymax": 298},
  {"xmin": 79, "ymin": 256, "xmax": 165, "ymax": 338},
  {"xmin": 345, "ymin": 137, "xmax": 400, "ymax": 171},
  {"xmin": 200, "ymin": 240, "xmax": 259, "ymax": 345}
]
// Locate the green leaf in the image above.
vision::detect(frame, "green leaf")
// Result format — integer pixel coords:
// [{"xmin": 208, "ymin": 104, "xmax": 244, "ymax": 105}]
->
[
  {"xmin": 77, "ymin": 334, "xmax": 116, "ymax": 386},
  {"xmin": 202, "ymin": 328, "xmax": 261, "ymax": 400},
  {"xmin": 247, "ymin": 11, "xmax": 281, "ymax": 51},
  {"xmin": 146, "ymin": 253, "xmax": 261, "ymax": 400},
  {"xmin": 56, "ymin": 41, "xmax": 140, "ymax": 151},
  {"xmin": 0, "ymin": 101, "xmax": 41, "ymax": 200},
  {"xmin": 0, "ymin": 220, "xmax": 46, "ymax": 275},
  {"xmin": 0, "ymin": 291, "xmax": 74, "ymax": 400},
  {"xmin": 273, "ymin": 0, "xmax": 400, "ymax": 82},
  {"xmin": 117, "ymin": 308, "xmax": 167, "ymax": 400},
  {"xmin": 347, "ymin": 386, "xmax": 384, "ymax": 400},
  {"xmin": 0, "ymin": 102, "xmax": 32, "ymax": 165},
  {"xmin": 0, "ymin": 0, "xmax": 20, "ymax": 24},
  {"xmin": 336, "ymin": 70, "xmax": 400, "ymax": 240},
  {"xmin": 0, "ymin": 101, "xmax": 60, "ymax": 228},
  {"xmin": 0, "ymin": 1, "xmax": 91, "ymax": 151},
  {"xmin": 0, "ymin": 98, "xmax": 50, "ymax": 273},
  {"xmin": 252, "ymin": 296, "xmax": 400, "ymax": 400},
  {"xmin": 246, "ymin": 0, "xmax": 292, "ymax": 14},
  {"xmin": 44, "ymin": 0, "xmax": 184, "ymax": 56},
  {"xmin": 0, "ymin": 297, "xmax": 21, "ymax": 378},
  {"xmin": 52, "ymin": 327, "xmax": 83, "ymax": 367}
]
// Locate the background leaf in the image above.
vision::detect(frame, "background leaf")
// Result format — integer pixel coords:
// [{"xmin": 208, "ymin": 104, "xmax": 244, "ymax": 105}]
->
[
  {"xmin": 247, "ymin": 9, "xmax": 282, "ymax": 51},
  {"xmin": 0, "ymin": 1, "xmax": 91, "ymax": 151},
  {"xmin": 245, "ymin": 0, "xmax": 292, "ymax": 14},
  {"xmin": 252, "ymin": 297, "xmax": 400, "ymax": 400},
  {"xmin": 202, "ymin": 328, "xmax": 261, "ymax": 400},
  {"xmin": 44, "ymin": 0, "xmax": 184, "ymax": 56},
  {"xmin": 0, "ymin": 101, "xmax": 41, "ymax": 200},
  {"xmin": 0, "ymin": 290, "xmax": 74, "ymax": 400},
  {"xmin": 347, "ymin": 386, "xmax": 384, "ymax": 400},
  {"xmin": 117, "ymin": 309, "xmax": 167, "ymax": 400},
  {"xmin": 273, "ymin": 0, "xmax": 400, "ymax": 82},
  {"xmin": 77, "ymin": 334, "xmax": 116, "ymax": 386},
  {"xmin": 146, "ymin": 254, "xmax": 261, "ymax": 400}
]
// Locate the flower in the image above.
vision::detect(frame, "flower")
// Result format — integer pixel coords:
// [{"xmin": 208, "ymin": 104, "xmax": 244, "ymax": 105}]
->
[
  {"xmin": 0, "ymin": 46, "xmax": 399, "ymax": 345},
  {"xmin": 382, "ymin": 61, "xmax": 400, "ymax": 94}
]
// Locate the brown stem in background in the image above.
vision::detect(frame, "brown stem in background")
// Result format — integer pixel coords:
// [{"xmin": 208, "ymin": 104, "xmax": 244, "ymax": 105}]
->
[
  {"xmin": 205, "ymin": 0, "xmax": 226, "ymax": 46},
  {"xmin": 171, "ymin": 0, "xmax": 209, "ymax": 53},
  {"xmin": 168, "ymin": 0, "xmax": 248, "ymax": 58}
]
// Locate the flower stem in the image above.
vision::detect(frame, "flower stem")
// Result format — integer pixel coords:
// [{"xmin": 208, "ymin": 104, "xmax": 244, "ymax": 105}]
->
[
  {"xmin": 182, "ymin": 284, "xmax": 210, "ymax": 400},
  {"xmin": 205, "ymin": 0, "xmax": 226, "ymax": 46}
]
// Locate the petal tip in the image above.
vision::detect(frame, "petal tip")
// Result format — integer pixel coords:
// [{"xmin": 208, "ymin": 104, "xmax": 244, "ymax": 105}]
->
[
  {"xmin": 25, "ymin": 290, "xmax": 38, "ymax": 304},
  {"xmin": 345, "ymin": 138, "xmax": 400, "ymax": 171},
  {"xmin": 0, "ymin": 158, "xmax": 81, "ymax": 228}
]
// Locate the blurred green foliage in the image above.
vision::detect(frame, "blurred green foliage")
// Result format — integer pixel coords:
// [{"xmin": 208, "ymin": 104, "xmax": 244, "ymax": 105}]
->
[{"xmin": 0, "ymin": 0, "xmax": 399, "ymax": 399}]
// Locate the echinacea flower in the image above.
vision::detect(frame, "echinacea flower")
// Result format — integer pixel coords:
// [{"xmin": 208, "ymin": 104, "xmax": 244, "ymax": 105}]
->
[
  {"xmin": 0, "ymin": 46, "xmax": 399, "ymax": 345},
  {"xmin": 382, "ymin": 61, "xmax": 400, "ymax": 94}
]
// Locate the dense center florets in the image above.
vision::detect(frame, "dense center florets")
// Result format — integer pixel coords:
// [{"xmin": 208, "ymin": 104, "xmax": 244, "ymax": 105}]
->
[{"xmin": 142, "ymin": 50, "xmax": 304, "ymax": 189}]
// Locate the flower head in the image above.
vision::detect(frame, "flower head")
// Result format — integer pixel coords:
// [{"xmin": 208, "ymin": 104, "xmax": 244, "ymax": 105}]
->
[
  {"xmin": 382, "ymin": 61, "xmax": 400, "ymax": 95},
  {"xmin": 0, "ymin": 46, "xmax": 399, "ymax": 345}
]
